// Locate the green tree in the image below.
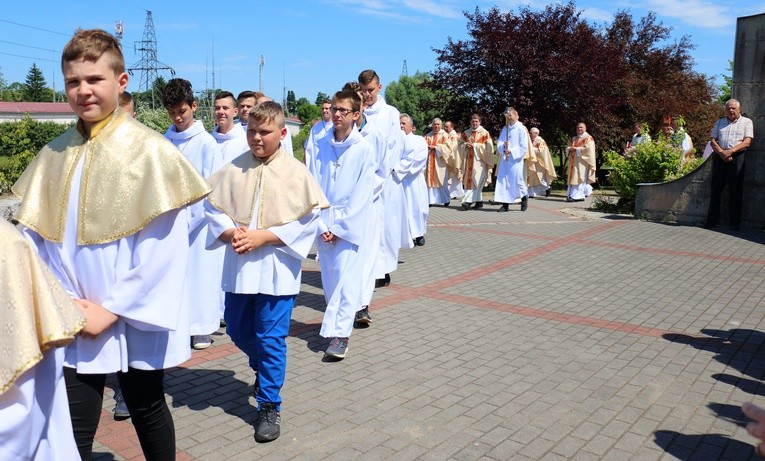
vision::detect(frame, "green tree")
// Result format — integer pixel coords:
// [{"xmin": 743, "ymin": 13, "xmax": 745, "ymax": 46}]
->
[
  {"xmin": 1, "ymin": 82, "xmax": 25, "ymax": 102},
  {"xmin": 314, "ymin": 92, "xmax": 330, "ymax": 105},
  {"xmin": 295, "ymin": 97, "xmax": 320, "ymax": 123},
  {"xmin": 286, "ymin": 90, "xmax": 297, "ymax": 114},
  {"xmin": 135, "ymin": 108, "xmax": 172, "ymax": 134},
  {"xmin": 23, "ymin": 63, "xmax": 54, "ymax": 102},
  {"xmin": 0, "ymin": 115, "xmax": 69, "ymax": 191},
  {"xmin": 718, "ymin": 60, "xmax": 733, "ymax": 104},
  {"xmin": 385, "ymin": 71, "xmax": 450, "ymax": 134}
]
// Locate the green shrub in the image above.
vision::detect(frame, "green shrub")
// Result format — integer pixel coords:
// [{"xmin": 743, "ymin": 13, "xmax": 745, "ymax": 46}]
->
[
  {"xmin": 603, "ymin": 138, "xmax": 694, "ymax": 203},
  {"xmin": 0, "ymin": 115, "xmax": 70, "ymax": 193}
]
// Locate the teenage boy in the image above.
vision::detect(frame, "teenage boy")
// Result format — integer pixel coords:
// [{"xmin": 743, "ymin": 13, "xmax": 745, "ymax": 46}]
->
[
  {"xmin": 162, "ymin": 78, "xmax": 224, "ymax": 350},
  {"xmin": 237, "ymin": 90, "xmax": 264, "ymax": 129},
  {"xmin": 12, "ymin": 28, "xmax": 210, "ymax": 460},
  {"xmin": 212, "ymin": 91, "xmax": 249, "ymax": 166},
  {"xmin": 358, "ymin": 69, "xmax": 410, "ymax": 288},
  {"xmin": 205, "ymin": 101, "xmax": 328, "ymax": 442},
  {"xmin": 308, "ymin": 89, "xmax": 376, "ymax": 359}
]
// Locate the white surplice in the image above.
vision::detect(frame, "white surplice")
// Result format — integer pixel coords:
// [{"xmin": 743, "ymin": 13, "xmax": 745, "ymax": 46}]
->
[
  {"xmin": 309, "ymin": 128, "xmax": 375, "ymax": 338},
  {"xmin": 305, "ymin": 120, "xmax": 333, "ymax": 170},
  {"xmin": 22, "ymin": 153, "xmax": 192, "ymax": 373},
  {"xmin": 495, "ymin": 122, "xmax": 529, "ymax": 204},
  {"xmin": 395, "ymin": 132, "xmax": 429, "ymax": 239},
  {"xmin": 205, "ymin": 198, "xmax": 320, "ymax": 296},
  {"xmin": 365, "ymin": 97, "xmax": 411, "ymax": 277},
  {"xmin": 0, "ymin": 348, "xmax": 78, "ymax": 460},
  {"xmin": 358, "ymin": 120, "xmax": 385, "ymax": 307},
  {"xmin": 165, "ymin": 121, "xmax": 224, "ymax": 336},
  {"xmin": 211, "ymin": 123, "xmax": 250, "ymax": 170}
]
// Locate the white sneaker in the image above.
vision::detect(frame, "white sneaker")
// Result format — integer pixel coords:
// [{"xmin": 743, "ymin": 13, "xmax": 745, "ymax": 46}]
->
[{"xmin": 192, "ymin": 335, "xmax": 212, "ymax": 350}]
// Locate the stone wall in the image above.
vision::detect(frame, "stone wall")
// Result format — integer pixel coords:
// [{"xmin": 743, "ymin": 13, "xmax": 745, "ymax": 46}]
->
[{"xmin": 635, "ymin": 12, "xmax": 764, "ymax": 229}]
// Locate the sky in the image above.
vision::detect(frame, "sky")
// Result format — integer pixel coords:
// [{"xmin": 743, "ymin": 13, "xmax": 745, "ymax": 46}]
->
[{"xmin": 1, "ymin": 1, "xmax": 763, "ymax": 105}]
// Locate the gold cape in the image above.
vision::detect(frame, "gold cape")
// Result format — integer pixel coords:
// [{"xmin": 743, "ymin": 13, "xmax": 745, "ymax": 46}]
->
[
  {"xmin": 528, "ymin": 136, "xmax": 558, "ymax": 187},
  {"xmin": 12, "ymin": 108, "xmax": 211, "ymax": 245},
  {"xmin": 0, "ymin": 219, "xmax": 84, "ymax": 394},
  {"xmin": 207, "ymin": 147, "xmax": 329, "ymax": 229}
]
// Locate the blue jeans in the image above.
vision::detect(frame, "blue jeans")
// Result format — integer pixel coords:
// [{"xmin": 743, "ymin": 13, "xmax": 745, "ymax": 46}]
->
[{"xmin": 224, "ymin": 293, "xmax": 295, "ymax": 410}]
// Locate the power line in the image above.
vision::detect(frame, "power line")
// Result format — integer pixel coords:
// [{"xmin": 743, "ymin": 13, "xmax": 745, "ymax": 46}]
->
[
  {"xmin": 0, "ymin": 39, "xmax": 60, "ymax": 54},
  {"xmin": 0, "ymin": 51, "xmax": 58, "ymax": 63},
  {"xmin": 0, "ymin": 18, "xmax": 69, "ymax": 36}
]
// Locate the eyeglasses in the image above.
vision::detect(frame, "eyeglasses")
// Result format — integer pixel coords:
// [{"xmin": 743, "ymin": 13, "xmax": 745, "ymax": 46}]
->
[{"xmin": 330, "ymin": 106, "xmax": 355, "ymax": 116}]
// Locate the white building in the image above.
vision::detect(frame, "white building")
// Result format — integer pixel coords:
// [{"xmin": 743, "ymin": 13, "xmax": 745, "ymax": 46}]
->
[{"xmin": 0, "ymin": 102, "xmax": 76, "ymax": 124}]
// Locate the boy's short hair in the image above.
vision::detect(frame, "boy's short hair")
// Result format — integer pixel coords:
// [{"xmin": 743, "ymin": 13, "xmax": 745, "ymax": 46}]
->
[
  {"xmin": 249, "ymin": 101, "xmax": 285, "ymax": 128},
  {"xmin": 332, "ymin": 90, "xmax": 362, "ymax": 113},
  {"xmin": 358, "ymin": 69, "xmax": 379, "ymax": 85},
  {"xmin": 237, "ymin": 90, "xmax": 255, "ymax": 102},
  {"xmin": 61, "ymin": 29, "xmax": 125, "ymax": 75},
  {"xmin": 119, "ymin": 91, "xmax": 133, "ymax": 107},
  {"xmin": 214, "ymin": 91, "xmax": 236, "ymax": 104},
  {"xmin": 162, "ymin": 78, "xmax": 195, "ymax": 109}
]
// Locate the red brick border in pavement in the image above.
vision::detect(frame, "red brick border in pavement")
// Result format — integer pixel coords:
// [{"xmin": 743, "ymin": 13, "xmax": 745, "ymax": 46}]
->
[{"xmin": 95, "ymin": 218, "xmax": 765, "ymax": 459}]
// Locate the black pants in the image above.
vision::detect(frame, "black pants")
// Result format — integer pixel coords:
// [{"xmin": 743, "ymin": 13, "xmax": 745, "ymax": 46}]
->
[
  {"xmin": 707, "ymin": 153, "xmax": 745, "ymax": 227},
  {"xmin": 64, "ymin": 367, "xmax": 176, "ymax": 461}
]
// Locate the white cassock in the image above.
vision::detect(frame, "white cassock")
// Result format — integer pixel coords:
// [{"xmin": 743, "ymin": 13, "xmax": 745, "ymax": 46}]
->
[
  {"xmin": 211, "ymin": 123, "xmax": 250, "ymax": 168},
  {"xmin": 205, "ymin": 200, "xmax": 320, "ymax": 296},
  {"xmin": 495, "ymin": 122, "xmax": 529, "ymax": 204},
  {"xmin": 0, "ymin": 348, "xmax": 78, "ymax": 460},
  {"xmin": 309, "ymin": 129, "xmax": 375, "ymax": 338},
  {"xmin": 210, "ymin": 123, "xmax": 252, "ymax": 319},
  {"xmin": 358, "ymin": 120, "xmax": 385, "ymax": 307},
  {"xmin": 165, "ymin": 120, "xmax": 225, "ymax": 337},
  {"xmin": 395, "ymin": 132, "xmax": 429, "ymax": 239},
  {"xmin": 305, "ymin": 120, "xmax": 333, "ymax": 170},
  {"xmin": 22, "ymin": 154, "xmax": 192, "ymax": 373},
  {"xmin": 365, "ymin": 97, "xmax": 412, "ymax": 278}
]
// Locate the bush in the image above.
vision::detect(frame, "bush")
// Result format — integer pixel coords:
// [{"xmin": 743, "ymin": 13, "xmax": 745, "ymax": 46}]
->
[
  {"xmin": 602, "ymin": 138, "xmax": 699, "ymax": 204},
  {"xmin": 0, "ymin": 115, "xmax": 70, "ymax": 193}
]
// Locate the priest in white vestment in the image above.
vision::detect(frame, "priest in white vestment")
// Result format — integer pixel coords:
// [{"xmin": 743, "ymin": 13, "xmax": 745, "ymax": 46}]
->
[{"xmin": 495, "ymin": 108, "xmax": 529, "ymax": 211}]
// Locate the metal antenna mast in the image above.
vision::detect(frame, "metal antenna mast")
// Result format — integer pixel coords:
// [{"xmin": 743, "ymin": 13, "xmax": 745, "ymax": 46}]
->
[
  {"xmin": 402, "ymin": 60, "xmax": 408, "ymax": 76},
  {"xmin": 127, "ymin": 10, "xmax": 175, "ymax": 108},
  {"xmin": 259, "ymin": 55, "xmax": 265, "ymax": 93}
]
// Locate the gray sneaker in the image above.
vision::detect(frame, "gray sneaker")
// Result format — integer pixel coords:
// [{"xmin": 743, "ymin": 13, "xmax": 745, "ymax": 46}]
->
[
  {"xmin": 325, "ymin": 337, "xmax": 349, "ymax": 359},
  {"xmin": 354, "ymin": 306, "xmax": 371, "ymax": 325},
  {"xmin": 192, "ymin": 334, "xmax": 212, "ymax": 350}
]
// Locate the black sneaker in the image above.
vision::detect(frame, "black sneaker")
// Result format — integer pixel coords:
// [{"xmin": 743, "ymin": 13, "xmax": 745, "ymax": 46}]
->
[
  {"xmin": 520, "ymin": 196, "xmax": 528, "ymax": 211},
  {"xmin": 355, "ymin": 306, "xmax": 372, "ymax": 325},
  {"xmin": 473, "ymin": 201, "xmax": 483, "ymax": 209},
  {"xmin": 414, "ymin": 236, "xmax": 425, "ymax": 246},
  {"xmin": 254, "ymin": 403, "xmax": 281, "ymax": 443},
  {"xmin": 113, "ymin": 389, "xmax": 130, "ymax": 421}
]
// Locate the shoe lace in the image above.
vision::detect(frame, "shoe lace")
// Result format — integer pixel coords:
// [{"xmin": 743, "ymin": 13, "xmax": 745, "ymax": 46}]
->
[
  {"xmin": 329, "ymin": 337, "xmax": 347, "ymax": 350},
  {"xmin": 259, "ymin": 404, "xmax": 279, "ymax": 423}
]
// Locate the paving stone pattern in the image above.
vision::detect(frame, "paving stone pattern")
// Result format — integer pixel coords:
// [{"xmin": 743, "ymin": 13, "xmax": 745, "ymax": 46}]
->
[{"xmin": 92, "ymin": 194, "xmax": 765, "ymax": 460}]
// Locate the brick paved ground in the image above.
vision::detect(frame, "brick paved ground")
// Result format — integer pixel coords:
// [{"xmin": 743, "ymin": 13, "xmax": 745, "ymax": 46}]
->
[{"xmin": 93, "ymin": 192, "xmax": 765, "ymax": 460}]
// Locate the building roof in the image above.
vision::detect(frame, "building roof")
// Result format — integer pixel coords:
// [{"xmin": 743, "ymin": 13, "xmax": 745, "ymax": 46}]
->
[{"xmin": 0, "ymin": 102, "xmax": 74, "ymax": 114}]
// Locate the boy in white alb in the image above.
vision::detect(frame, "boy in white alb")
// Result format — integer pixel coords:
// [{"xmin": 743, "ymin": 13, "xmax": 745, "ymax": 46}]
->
[
  {"xmin": 308, "ymin": 89, "xmax": 376, "ymax": 359},
  {"xmin": 12, "ymin": 29, "xmax": 210, "ymax": 460},
  {"xmin": 211, "ymin": 90, "xmax": 249, "ymax": 167},
  {"xmin": 162, "ymin": 78, "xmax": 224, "ymax": 350},
  {"xmin": 205, "ymin": 101, "xmax": 328, "ymax": 442}
]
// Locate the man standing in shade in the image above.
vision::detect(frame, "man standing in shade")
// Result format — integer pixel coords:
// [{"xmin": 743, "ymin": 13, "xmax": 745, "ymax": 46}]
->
[{"xmin": 705, "ymin": 99, "xmax": 753, "ymax": 230}]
